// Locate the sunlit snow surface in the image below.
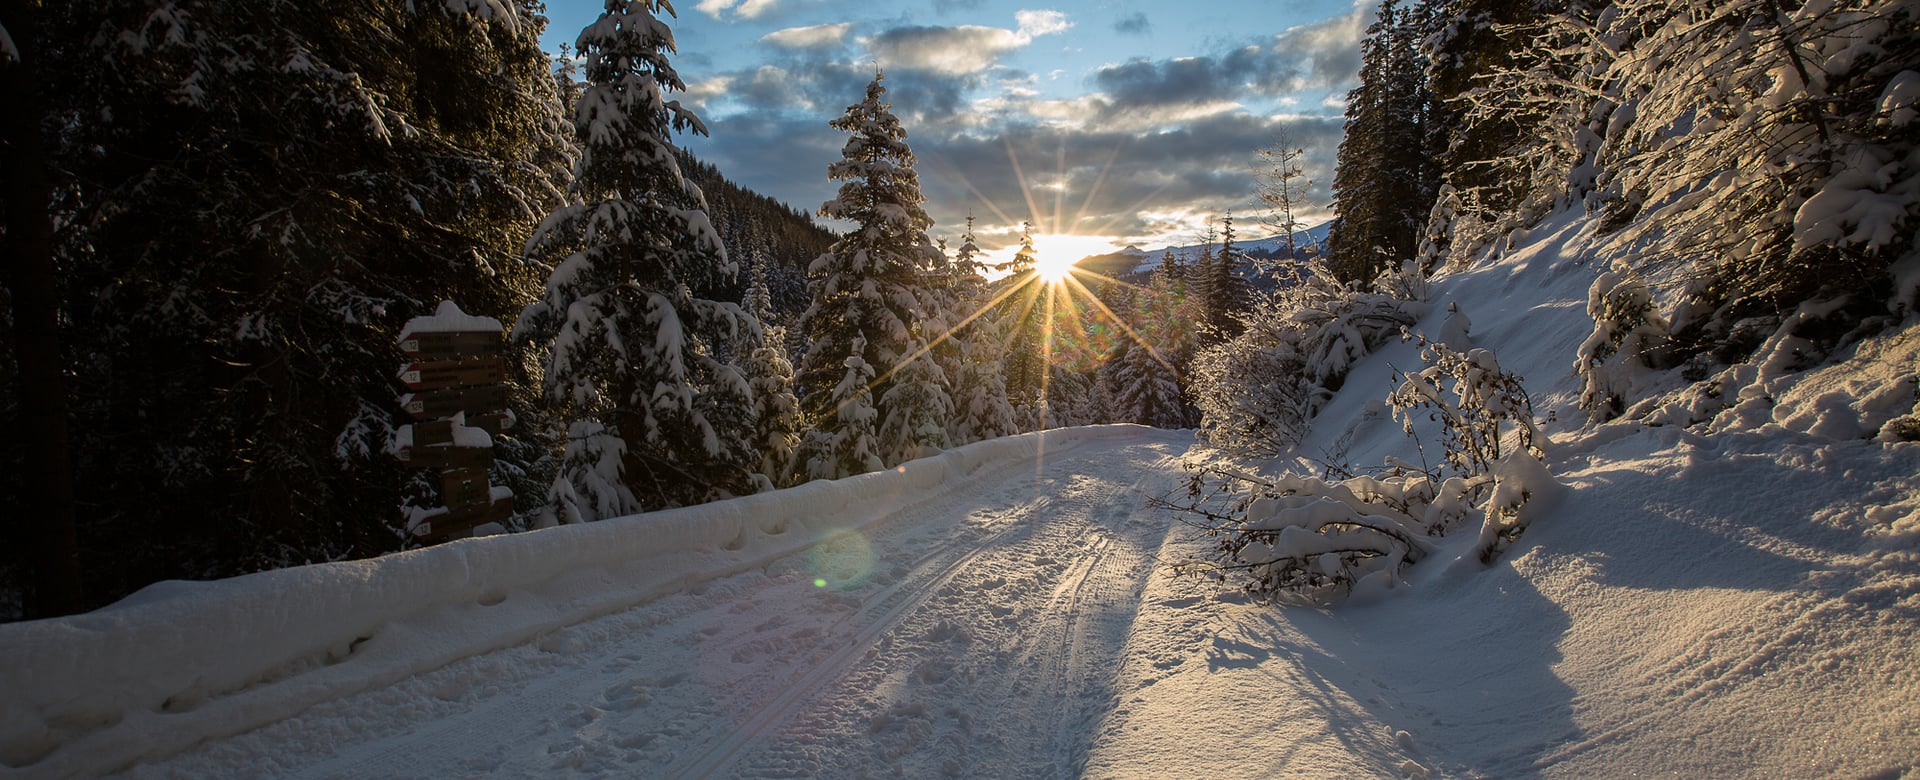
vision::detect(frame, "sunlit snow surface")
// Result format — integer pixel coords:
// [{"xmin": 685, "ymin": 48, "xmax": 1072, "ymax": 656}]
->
[{"xmin": 2, "ymin": 209, "xmax": 1916, "ymax": 778}]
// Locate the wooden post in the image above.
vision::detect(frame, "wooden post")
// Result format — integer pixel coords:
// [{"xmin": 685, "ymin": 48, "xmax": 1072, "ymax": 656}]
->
[{"xmin": 394, "ymin": 302, "xmax": 514, "ymax": 543}]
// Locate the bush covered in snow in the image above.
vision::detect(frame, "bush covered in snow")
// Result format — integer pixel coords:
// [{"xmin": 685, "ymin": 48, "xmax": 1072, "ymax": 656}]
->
[
  {"xmin": 1165, "ymin": 466, "xmax": 1451, "ymax": 603},
  {"xmin": 1389, "ymin": 341, "xmax": 1548, "ymax": 478},
  {"xmin": 1170, "ymin": 344, "xmax": 1559, "ymax": 602},
  {"xmin": 1576, "ymin": 261, "xmax": 1672, "ymax": 423},
  {"xmin": 1190, "ymin": 266, "xmax": 1419, "ymax": 456}
]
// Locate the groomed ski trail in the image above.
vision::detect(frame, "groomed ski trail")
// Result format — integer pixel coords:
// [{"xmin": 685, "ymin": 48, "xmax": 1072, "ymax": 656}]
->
[{"xmin": 117, "ymin": 427, "xmax": 1195, "ymax": 779}]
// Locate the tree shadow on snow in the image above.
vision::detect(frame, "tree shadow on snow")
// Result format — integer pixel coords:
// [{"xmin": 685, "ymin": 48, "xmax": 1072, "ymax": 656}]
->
[{"xmin": 1209, "ymin": 567, "xmax": 1581, "ymax": 778}]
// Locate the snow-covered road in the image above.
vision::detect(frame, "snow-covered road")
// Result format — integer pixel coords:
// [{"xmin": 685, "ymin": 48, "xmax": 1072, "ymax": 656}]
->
[{"xmin": 116, "ymin": 427, "xmax": 1194, "ymax": 778}]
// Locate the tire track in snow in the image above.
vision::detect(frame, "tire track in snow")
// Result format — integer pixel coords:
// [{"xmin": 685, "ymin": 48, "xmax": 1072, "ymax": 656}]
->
[
  {"xmin": 112, "ymin": 429, "xmax": 1192, "ymax": 780},
  {"xmin": 659, "ymin": 495, "xmax": 1042, "ymax": 779},
  {"xmin": 728, "ymin": 437, "xmax": 1187, "ymax": 778}
]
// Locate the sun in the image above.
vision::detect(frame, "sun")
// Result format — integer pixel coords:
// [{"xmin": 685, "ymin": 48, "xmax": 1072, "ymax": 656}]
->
[{"xmin": 1029, "ymin": 233, "xmax": 1117, "ymax": 284}]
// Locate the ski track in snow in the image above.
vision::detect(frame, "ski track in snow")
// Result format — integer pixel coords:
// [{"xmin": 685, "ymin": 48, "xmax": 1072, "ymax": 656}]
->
[{"xmin": 110, "ymin": 429, "xmax": 1192, "ymax": 779}]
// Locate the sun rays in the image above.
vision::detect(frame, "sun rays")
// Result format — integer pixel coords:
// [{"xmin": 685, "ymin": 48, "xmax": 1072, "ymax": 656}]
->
[{"xmin": 810, "ymin": 134, "xmax": 1194, "ymax": 475}]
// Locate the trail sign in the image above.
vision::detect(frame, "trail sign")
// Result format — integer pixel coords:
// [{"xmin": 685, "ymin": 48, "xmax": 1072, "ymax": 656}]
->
[
  {"xmin": 441, "ymin": 467, "xmax": 492, "ymax": 509},
  {"xmin": 397, "ymin": 443, "xmax": 492, "ymax": 470},
  {"xmin": 393, "ymin": 301, "xmax": 514, "ymax": 545},
  {"xmin": 399, "ymin": 331, "xmax": 503, "ymax": 360},
  {"xmin": 401, "ymin": 385, "xmax": 512, "ymax": 420},
  {"xmin": 408, "ymin": 494, "xmax": 513, "ymax": 541},
  {"xmin": 406, "ymin": 413, "xmax": 512, "ymax": 443},
  {"xmin": 398, "ymin": 356, "xmax": 507, "ymax": 391}
]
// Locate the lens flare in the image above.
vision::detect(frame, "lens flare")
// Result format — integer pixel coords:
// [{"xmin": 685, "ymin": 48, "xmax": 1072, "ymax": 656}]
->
[{"xmin": 806, "ymin": 530, "xmax": 875, "ymax": 590}]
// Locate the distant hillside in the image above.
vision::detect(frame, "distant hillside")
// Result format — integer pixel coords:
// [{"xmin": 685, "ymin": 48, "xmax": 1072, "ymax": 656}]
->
[
  {"xmin": 677, "ymin": 151, "xmax": 838, "ymax": 320},
  {"xmin": 1075, "ymin": 221, "xmax": 1332, "ymax": 280}
]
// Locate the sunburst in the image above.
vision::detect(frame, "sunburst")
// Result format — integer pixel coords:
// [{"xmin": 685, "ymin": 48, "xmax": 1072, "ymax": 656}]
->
[{"xmin": 807, "ymin": 137, "xmax": 1193, "ymax": 478}]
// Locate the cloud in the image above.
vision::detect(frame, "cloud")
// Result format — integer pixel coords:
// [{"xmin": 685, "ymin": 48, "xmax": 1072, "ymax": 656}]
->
[
  {"xmin": 1082, "ymin": 8, "xmax": 1367, "ymax": 123},
  {"xmin": 682, "ymin": 75, "xmax": 734, "ymax": 112},
  {"xmin": 1015, "ymin": 9, "xmax": 1072, "ymax": 38},
  {"xmin": 861, "ymin": 9, "xmax": 1072, "ymax": 77},
  {"xmin": 907, "ymin": 113, "xmax": 1348, "ymax": 246},
  {"xmin": 737, "ymin": 0, "xmax": 779, "ymax": 18},
  {"xmin": 698, "ymin": 106, "xmax": 1346, "ymax": 253},
  {"xmin": 696, "ymin": 0, "xmax": 780, "ymax": 21},
  {"xmin": 694, "ymin": 0, "xmax": 734, "ymax": 18},
  {"xmin": 932, "ymin": 0, "xmax": 985, "ymax": 12},
  {"xmin": 681, "ymin": 2, "xmax": 1365, "ymax": 249},
  {"xmin": 863, "ymin": 25, "xmax": 1026, "ymax": 75},
  {"xmin": 761, "ymin": 23, "xmax": 852, "ymax": 50},
  {"xmin": 1112, "ymin": 13, "xmax": 1150, "ymax": 35}
]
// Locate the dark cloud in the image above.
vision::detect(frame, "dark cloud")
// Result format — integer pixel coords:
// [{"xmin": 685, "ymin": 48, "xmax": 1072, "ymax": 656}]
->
[
  {"xmin": 1091, "ymin": 56, "xmax": 1252, "ymax": 112},
  {"xmin": 1112, "ymin": 13, "xmax": 1151, "ymax": 36},
  {"xmin": 1087, "ymin": 11, "xmax": 1365, "ymax": 120}
]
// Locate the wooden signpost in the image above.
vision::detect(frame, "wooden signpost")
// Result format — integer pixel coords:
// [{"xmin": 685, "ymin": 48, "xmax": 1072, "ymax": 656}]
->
[{"xmin": 394, "ymin": 301, "xmax": 514, "ymax": 543}]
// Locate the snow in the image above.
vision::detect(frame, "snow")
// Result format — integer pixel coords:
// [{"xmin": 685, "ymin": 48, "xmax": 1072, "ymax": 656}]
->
[
  {"xmin": 3, "ymin": 209, "xmax": 1917, "ymax": 778},
  {"xmin": 397, "ymin": 300, "xmax": 502, "ymax": 337}
]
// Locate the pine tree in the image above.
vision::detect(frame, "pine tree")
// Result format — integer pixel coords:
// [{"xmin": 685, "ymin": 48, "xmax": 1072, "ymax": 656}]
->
[
  {"xmin": 741, "ymin": 260, "xmax": 802, "ymax": 488},
  {"xmin": 1207, "ymin": 212, "xmax": 1250, "ymax": 340},
  {"xmin": 805, "ymin": 339, "xmax": 887, "ymax": 479},
  {"xmin": 941, "ymin": 214, "xmax": 1018, "ymax": 444},
  {"xmin": 1327, "ymin": 0, "xmax": 1437, "ymax": 284},
  {"xmin": 1423, "ymin": 0, "xmax": 1566, "ymax": 219},
  {"xmin": 995, "ymin": 222, "xmax": 1049, "ymax": 429},
  {"xmin": 1108, "ymin": 336, "xmax": 1187, "ymax": 428},
  {"xmin": 17, "ymin": 0, "xmax": 571, "ymax": 603},
  {"xmin": 0, "ymin": 0, "xmax": 82, "ymax": 617},
  {"xmin": 518, "ymin": 0, "xmax": 757, "ymax": 522},
  {"xmin": 878, "ymin": 333, "xmax": 954, "ymax": 459},
  {"xmin": 798, "ymin": 73, "xmax": 949, "ymax": 476}
]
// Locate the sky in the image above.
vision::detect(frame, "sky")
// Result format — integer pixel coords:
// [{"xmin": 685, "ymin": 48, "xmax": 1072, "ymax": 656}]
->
[{"xmin": 539, "ymin": 0, "xmax": 1369, "ymax": 258}]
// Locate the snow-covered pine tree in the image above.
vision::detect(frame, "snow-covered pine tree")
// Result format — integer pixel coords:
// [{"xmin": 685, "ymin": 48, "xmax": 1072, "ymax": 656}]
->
[
  {"xmin": 22, "ymin": 0, "xmax": 571, "ymax": 601},
  {"xmin": 518, "ymin": 0, "xmax": 757, "ymax": 522},
  {"xmin": 804, "ymin": 339, "xmax": 887, "ymax": 479},
  {"xmin": 878, "ymin": 333, "xmax": 954, "ymax": 459},
  {"xmin": 554, "ymin": 41, "xmax": 584, "ymax": 120},
  {"xmin": 1107, "ymin": 335, "xmax": 1188, "ymax": 428},
  {"xmin": 798, "ymin": 73, "xmax": 951, "ymax": 475},
  {"xmin": 741, "ymin": 260, "xmax": 802, "ymax": 488},
  {"xmin": 942, "ymin": 214, "xmax": 1019, "ymax": 444},
  {"xmin": 1044, "ymin": 365, "xmax": 1099, "ymax": 428},
  {"xmin": 1327, "ymin": 0, "xmax": 1438, "ymax": 285},
  {"xmin": 995, "ymin": 223, "xmax": 1050, "ymax": 429}
]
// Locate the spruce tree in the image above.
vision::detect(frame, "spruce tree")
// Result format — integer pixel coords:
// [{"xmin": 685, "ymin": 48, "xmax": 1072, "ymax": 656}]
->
[
  {"xmin": 518, "ymin": 0, "xmax": 756, "ymax": 521},
  {"xmin": 1207, "ymin": 213, "xmax": 1250, "ymax": 340},
  {"xmin": 16, "ymin": 0, "xmax": 570, "ymax": 603},
  {"xmin": 741, "ymin": 260, "xmax": 802, "ymax": 488},
  {"xmin": 798, "ymin": 73, "xmax": 949, "ymax": 476},
  {"xmin": 943, "ymin": 214, "xmax": 1018, "ymax": 444},
  {"xmin": 994, "ymin": 222, "xmax": 1049, "ymax": 429},
  {"xmin": 1327, "ymin": 0, "xmax": 1437, "ymax": 284}
]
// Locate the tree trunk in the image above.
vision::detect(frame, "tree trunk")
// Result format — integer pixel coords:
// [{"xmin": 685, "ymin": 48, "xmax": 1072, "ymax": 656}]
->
[{"xmin": 1, "ymin": 0, "xmax": 86, "ymax": 618}]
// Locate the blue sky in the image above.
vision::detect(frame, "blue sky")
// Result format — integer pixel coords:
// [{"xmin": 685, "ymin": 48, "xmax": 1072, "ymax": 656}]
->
[{"xmin": 539, "ymin": 0, "xmax": 1368, "ymax": 255}]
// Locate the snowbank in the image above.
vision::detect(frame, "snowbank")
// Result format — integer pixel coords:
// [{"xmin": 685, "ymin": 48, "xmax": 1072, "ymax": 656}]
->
[{"xmin": 0, "ymin": 425, "xmax": 1148, "ymax": 777}]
